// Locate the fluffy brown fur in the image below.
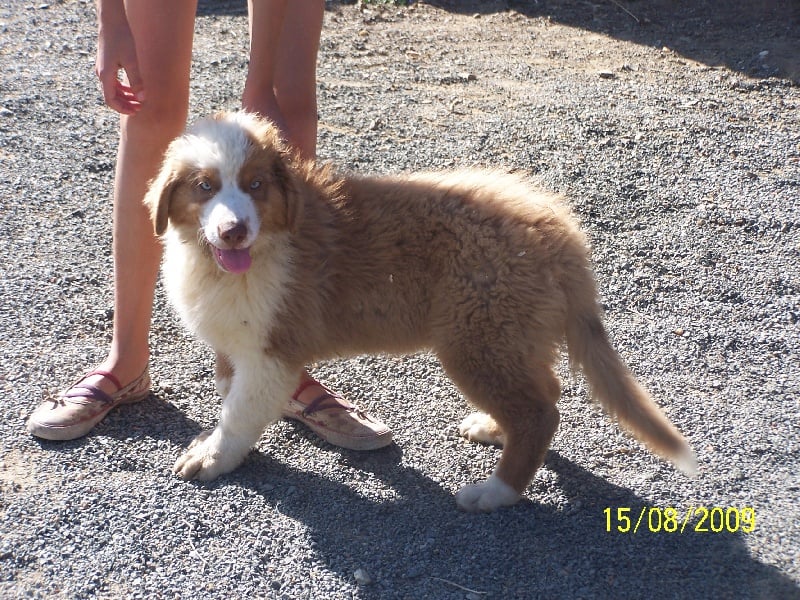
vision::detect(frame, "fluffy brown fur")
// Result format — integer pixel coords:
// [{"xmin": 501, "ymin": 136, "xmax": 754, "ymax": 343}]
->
[{"xmin": 145, "ymin": 112, "xmax": 696, "ymax": 512}]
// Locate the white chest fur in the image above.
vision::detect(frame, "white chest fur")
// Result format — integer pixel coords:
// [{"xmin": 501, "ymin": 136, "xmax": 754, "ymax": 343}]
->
[{"xmin": 161, "ymin": 231, "xmax": 292, "ymax": 359}]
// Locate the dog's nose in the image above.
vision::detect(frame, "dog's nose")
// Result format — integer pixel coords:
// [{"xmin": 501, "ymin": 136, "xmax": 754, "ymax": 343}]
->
[{"xmin": 218, "ymin": 222, "xmax": 248, "ymax": 247}]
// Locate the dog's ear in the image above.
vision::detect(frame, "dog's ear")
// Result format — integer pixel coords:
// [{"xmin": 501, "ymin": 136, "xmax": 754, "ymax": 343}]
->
[
  {"xmin": 143, "ymin": 165, "xmax": 180, "ymax": 237},
  {"xmin": 273, "ymin": 151, "xmax": 303, "ymax": 233}
]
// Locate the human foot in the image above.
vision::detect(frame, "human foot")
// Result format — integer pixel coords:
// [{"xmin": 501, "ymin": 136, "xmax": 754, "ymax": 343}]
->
[
  {"xmin": 27, "ymin": 367, "xmax": 151, "ymax": 441},
  {"xmin": 284, "ymin": 377, "xmax": 392, "ymax": 451}
]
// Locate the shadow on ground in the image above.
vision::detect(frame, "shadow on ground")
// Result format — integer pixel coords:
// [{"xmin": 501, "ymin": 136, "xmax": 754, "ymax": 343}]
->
[
  {"xmin": 198, "ymin": 0, "xmax": 799, "ymax": 81},
  {"xmin": 421, "ymin": 0, "xmax": 800, "ymax": 82},
  {"xmin": 231, "ymin": 448, "xmax": 799, "ymax": 598},
  {"xmin": 26, "ymin": 386, "xmax": 800, "ymax": 597}
]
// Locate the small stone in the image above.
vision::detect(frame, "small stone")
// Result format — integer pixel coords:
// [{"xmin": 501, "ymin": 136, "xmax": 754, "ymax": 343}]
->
[{"xmin": 353, "ymin": 568, "xmax": 373, "ymax": 585}]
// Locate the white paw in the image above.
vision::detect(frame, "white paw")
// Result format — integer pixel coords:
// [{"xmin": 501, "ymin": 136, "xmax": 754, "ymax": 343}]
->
[
  {"xmin": 455, "ymin": 473, "xmax": 520, "ymax": 513},
  {"xmin": 173, "ymin": 428, "xmax": 246, "ymax": 481},
  {"xmin": 458, "ymin": 412, "xmax": 506, "ymax": 446}
]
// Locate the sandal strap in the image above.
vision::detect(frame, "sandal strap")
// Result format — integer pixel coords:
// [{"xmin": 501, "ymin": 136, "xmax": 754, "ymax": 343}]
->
[
  {"xmin": 61, "ymin": 383, "xmax": 116, "ymax": 405},
  {"xmin": 84, "ymin": 369, "xmax": 123, "ymax": 391},
  {"xmin": 294, "ymin": 380, "xmax": 365, "ymax": 418},
  {"xmin": 302, "ymin": 391, "xmax": 357, "ymax": 417},
  {"xmin": 292, "ymin": 378, "xmax": 322, "ymax": 401},
  {"xmin": 56, "ymin": 369, "xmax": 129, "ymax": 405}
]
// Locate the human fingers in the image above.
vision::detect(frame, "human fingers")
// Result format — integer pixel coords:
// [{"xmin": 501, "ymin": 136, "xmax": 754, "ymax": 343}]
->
[
  {"xmin": 103, "ymin": 74, "xmax": 142, "ymax": 115},
  {"xmin": 113, "ymin": 79, "xmax": 145, "ymax": 115},
  {"xmin": 121, "ymin": 58, "xmax": 145, "ymax": 105},
  {"xmin": 96, "ymin": 58, "xmax": 141, "ymax": 116}
]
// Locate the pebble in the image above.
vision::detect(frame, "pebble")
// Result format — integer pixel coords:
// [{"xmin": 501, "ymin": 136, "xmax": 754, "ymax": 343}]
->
[{"xmin": 353, "ymin": 568, "xmax": 373, "ymax": 585}]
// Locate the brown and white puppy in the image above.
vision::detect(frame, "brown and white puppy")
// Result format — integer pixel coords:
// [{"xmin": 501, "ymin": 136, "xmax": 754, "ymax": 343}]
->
[{"xmin": 145, "ymin": 112, "xmax": 696, "ymax": 512}]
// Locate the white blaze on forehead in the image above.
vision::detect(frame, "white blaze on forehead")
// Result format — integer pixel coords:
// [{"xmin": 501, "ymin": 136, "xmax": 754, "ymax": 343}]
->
[{"xmin": 175, "ymin": 117, "xmax": 254, "ymax": 179}]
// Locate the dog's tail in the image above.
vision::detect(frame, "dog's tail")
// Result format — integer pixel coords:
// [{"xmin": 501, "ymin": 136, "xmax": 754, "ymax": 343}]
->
[{"xmin": 565, "ymin": 293, "xmax": 697, "ymax": 476}]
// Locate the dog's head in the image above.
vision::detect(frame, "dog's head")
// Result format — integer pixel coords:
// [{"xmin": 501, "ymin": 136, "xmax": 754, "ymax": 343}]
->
[{"xmin": 144, "ymin": 111, "xmax": 300, "ymax": 274}]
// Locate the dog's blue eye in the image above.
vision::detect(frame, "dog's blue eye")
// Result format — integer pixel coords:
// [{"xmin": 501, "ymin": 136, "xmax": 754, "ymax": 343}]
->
[
  {"xmin": 199, "ymin": 181, "xmax": 212, "ymax": 191},
  {"xmin": 249, "ymin": 179, "xmax": 262, "ymax": 190}
]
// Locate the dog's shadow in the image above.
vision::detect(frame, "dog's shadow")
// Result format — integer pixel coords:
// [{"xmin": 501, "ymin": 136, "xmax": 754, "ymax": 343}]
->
[
  {"xmin": 42, "ymin": 394, "xmax": 797, "ymax": 598},
  {"xmin": 158, "ymin": 403, "xmax": 795, "ymax": 599},
  {"xmin": 229, "ymin": 444, "xmax": 796, "ymax": 599}
]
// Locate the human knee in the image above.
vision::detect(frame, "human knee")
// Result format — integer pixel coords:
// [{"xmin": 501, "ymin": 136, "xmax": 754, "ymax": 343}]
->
[{"xmin": 121, "ymin": 98, "xmax": 189, "ymax": 147}]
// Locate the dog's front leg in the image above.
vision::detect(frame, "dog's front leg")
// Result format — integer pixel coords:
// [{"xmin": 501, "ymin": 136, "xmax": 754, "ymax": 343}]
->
[
  {"xmin": 215, "ymin": 350, "xmax": 234, "ymax": 399},
  {"xmin": 173, "ymin": 356, "xmax": 297, "ymax": 481}
]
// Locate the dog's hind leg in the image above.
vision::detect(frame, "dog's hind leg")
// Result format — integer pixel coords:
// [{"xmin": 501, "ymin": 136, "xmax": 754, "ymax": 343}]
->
[
  {"xmin": 443, "ymin": 352, "xmax": 561, "ymax": 512},
  {"xmin": 459, "ymin": 412, "xmax": 506, "ymax": 446}
]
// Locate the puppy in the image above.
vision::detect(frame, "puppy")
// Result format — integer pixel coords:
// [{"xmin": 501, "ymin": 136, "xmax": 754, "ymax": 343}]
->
[{"xmin": 144, "ymin": 112, "xmax": 696, "ymax": 512}]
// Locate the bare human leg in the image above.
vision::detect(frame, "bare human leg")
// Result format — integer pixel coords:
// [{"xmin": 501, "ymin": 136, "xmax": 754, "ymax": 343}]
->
[
  {"xmin": 95, "ymin": 0, "xmax": 197, "ymax": 391},
  {"xmin": 27, "ymin": 0, "xmax": 198, "ymax": 440},
  {"xmin": 236, "ymin": 1, "xmax": 392, "ymax": 451}
]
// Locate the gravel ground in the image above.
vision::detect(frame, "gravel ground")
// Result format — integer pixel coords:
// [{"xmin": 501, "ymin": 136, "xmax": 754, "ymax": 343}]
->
[{"xmin": 1, "ymin": 1, "xmax": 799, "ymax": 598}]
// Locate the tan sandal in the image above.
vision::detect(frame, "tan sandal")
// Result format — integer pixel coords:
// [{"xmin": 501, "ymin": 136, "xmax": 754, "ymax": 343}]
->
[
  {"xmin": 283, "ymin": 379, "xmax": 392, "ymax": 451},
  {"xmin": 27, "ymin": 368, "xmax": 151, "ymax": 441}
]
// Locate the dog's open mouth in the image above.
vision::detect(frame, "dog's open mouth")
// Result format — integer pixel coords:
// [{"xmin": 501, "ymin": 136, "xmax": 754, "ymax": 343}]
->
[{"xmin": 212, "ymin": 246, "xmax": 252, "ymax": 274}]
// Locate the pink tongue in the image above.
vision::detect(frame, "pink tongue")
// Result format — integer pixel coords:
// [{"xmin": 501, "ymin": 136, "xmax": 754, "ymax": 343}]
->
[{"xmin": 214, "ymin": 247, "xmax": 252, "ymax": 274}]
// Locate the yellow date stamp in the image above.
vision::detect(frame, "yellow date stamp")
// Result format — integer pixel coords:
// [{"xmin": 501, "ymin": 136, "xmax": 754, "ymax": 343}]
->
[{"xmin": 603, "ymin": 506, "xmax": 756, "ymax": 534}]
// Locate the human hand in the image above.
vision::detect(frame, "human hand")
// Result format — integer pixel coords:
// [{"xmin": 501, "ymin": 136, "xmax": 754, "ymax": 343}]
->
[{"xmin": 95, "ymin": 3, "xmax": 144, "ymax": 115}]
